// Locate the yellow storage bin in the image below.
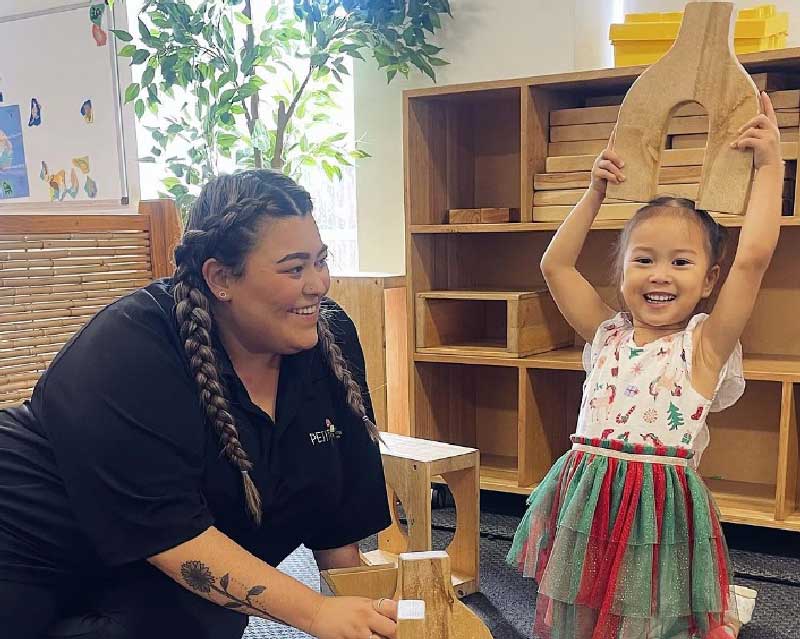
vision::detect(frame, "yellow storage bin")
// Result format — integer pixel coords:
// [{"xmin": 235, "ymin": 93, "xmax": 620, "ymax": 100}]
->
[{"xmin": 610, "ymin": 4, "xmax": 790, "ymax": 67}]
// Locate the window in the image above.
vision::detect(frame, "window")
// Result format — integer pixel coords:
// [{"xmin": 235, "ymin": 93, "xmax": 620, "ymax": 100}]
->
[{"xmin": 123, "ymin": 0, "xmax": 358, "ymax": 272}]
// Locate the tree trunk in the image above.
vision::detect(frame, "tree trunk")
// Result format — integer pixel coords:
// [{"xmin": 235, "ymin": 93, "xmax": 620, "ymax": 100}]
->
[{"xmin": 243, "ymin": 0, "xmax": 262, "ymax": 169}]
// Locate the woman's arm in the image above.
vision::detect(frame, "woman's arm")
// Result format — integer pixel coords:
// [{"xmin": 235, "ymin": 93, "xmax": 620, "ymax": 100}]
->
[
  {"xmin": 699, "ymin": 92, "xmax": 784, "ymax": 370},
  {"xmin": 540, "ymin": 142, "xmax": 621, "ymax": 341},
  {"xmin": 149, "ymin": 526, "xmax": 396, "ymax": 639}
]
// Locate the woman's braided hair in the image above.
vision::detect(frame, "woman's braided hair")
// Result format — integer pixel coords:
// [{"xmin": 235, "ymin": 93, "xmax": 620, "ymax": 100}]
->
[{"xmin": 172, "ymin": 169, "xmax": 379, "ymax": 525}]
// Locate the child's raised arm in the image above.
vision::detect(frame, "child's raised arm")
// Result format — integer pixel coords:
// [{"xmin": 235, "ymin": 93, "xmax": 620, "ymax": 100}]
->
[
  {"xmin": 700, "ymin": 91, "xmax": 784, "ymax": 368},
  {"xmin": 540, "ymin": 139, "xmax": 620, "ymax": 341}
]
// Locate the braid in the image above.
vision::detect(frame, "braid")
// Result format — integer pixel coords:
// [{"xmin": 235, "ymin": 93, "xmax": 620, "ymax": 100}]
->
[
  {"xmin": 170, "ymin": 168, "xmax": 317, "ymax": 524},
  {"xmin": 173, "ymin": 256, "xmax": 262, "ymax": 525},
  {"xmin": 317, "ymin": 315, "xmax": 381, "ymax": 443}
]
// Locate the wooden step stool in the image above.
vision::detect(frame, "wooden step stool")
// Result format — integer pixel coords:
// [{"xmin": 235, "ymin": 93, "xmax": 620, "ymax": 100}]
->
[{"xmin": 362, "ymin": 433, "xmax": 480, "ymax": 597}]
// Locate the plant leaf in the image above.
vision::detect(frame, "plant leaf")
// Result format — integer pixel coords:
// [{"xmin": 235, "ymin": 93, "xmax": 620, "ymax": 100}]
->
[
  {"xmin": 124, "ymin": 83, "xmax": 140, "ymax": 104},
  {"xmin": 111, "ymin": 29, "xmax": 133, "ymax": 42}
]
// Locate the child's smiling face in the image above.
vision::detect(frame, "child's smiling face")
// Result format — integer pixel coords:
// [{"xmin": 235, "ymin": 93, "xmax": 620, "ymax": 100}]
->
[{"xmin": 621, "ymin": 211, "xmax": 720, "ymax": 334}]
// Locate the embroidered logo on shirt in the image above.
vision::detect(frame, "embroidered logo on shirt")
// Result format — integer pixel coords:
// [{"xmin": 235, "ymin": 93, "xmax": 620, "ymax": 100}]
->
[{"xmin": 309, "ymin": 419, "xmax": 342, "ymax": 446}]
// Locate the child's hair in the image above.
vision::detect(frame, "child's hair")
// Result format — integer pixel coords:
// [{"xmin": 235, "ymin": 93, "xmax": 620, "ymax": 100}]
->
[{"xmin": 612, "ymin": 197, "xmax": 729, "ymax": 306}]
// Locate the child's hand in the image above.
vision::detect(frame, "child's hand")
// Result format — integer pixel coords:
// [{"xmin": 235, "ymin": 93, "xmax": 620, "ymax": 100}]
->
[
  {"xmin": 731, "ymin": 91, "xmax": 782, "ymax": 170},
  {"xmin": 590, "ymin": 132, "xmax": 625, "ymax": 196}
]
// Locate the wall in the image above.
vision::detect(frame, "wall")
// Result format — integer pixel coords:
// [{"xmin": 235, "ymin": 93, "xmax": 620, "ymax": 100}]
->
[
  {"xmin": 354, "ymin": 0, "xmax": 798, "ymax": 273},
  {"xmin": 354, "ymin": 0, "xmax": 624, "ymax": 273}
]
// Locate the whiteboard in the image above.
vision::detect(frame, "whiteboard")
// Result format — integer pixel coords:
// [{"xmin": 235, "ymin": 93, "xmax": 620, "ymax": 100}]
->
[{"xmin": 0, "ymin": 1, "xmax": 139, "ymax": 209}]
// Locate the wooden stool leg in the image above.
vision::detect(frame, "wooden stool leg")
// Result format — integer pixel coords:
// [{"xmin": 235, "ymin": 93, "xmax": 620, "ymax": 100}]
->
[
  {"xmin": 379, "ymin": 456, "xmax": 433, "ymax": 554},
  {"xmin": 441, "ymin": 464, "xmax": 480, "ymax": 597},
  {"xmin": 379, "ymin": 483, "xmax": 409, "ymax": 556}
]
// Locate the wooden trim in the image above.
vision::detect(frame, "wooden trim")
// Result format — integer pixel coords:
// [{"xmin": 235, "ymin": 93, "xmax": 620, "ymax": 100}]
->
[
  {"xmin": 0, "ymin": 214, "xmax": 149, "ymax": 234},
  {"xmin": 403, "ymin": 48, "xmax": 800, "ymax": 99},
  {"xmin": 776, "ymin": 382, "xmax": 799, "ymax": 521},
  {"xmin": 140, "ymin": 199, "xmax": 182, "ymax": 279}
]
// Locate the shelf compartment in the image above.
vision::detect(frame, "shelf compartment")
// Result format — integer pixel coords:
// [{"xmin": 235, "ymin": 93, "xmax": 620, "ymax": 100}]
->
[
  {"xmin": 416, "ymin": 290, "xmax": 573, "ymax": 358},
  {"xmin": 701, "ymin": 380, "xmax": 781, "ymax": 525},
  {"xmin": 406, "ymin": 88, "xmax": 521, "ymax": 226},
  {"xmin": 706, "ymin": 479, "xmax": 777, "ymax": 527},
  {"xmin": 412, "ymin": 362, "xmax": 522, "ymax": 490},
  {"xmin": 519, "ymin": 368, "xmax": 582, "ymax": 488}
]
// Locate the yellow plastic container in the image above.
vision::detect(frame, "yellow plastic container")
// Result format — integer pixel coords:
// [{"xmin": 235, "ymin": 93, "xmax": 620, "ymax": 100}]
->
[{"xmin": 610, "ymin": 4, "xmax": 790, "ymax": 67}]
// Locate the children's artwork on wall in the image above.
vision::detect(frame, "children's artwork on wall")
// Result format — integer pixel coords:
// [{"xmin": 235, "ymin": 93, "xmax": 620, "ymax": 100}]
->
[
  {"xmin": 84, "ymin": 175, "xmax": 98, "ymax": 198},
  {"xmin": 72, "ymin": 156, "xmax": 91, "ymax": 174},
  {"xmin": 0, "ymin": 3, "xmax": 134, "ymax": 206},
  {"xmin": 43, "ymin": 167, "xmax": 67, "ymax": 201},
  {"xmin": 0, "ymin": 105, "xmax": 30, "ymax": 199},
  {"xmin": 92, "ymin": 22, "xmax": 108, "ymax": 46},
  {"xmin": 81, "ymin": 100, "xmax": 94, "ymax": 123},
  {"xmin": 68, "ymin": 168, "xmax": 79, "ymax": 198},
  {"xmin": 28, "ymin": 98, "xmax": 42, "ymax": 126},
  {"xmin": 89, "ymin": 4, "xmax": 105, "ymax": 25},
  {"xmin": 90, "ymin": 4, "xmax": 108, "ymax": 46}
]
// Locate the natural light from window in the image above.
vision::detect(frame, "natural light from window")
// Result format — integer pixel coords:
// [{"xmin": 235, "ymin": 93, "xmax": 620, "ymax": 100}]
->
[{"xmin": 124, "ymin": 0, "xmax": 359, "ymax": 273}]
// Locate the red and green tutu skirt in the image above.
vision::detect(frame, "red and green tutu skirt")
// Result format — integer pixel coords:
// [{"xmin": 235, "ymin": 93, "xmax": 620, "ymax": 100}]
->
[{"xmin": 507, "ymin": 437, "xmax": 738, "ymax": 639}]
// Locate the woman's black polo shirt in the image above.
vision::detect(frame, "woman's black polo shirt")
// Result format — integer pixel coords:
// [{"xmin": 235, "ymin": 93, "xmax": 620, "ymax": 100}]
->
[{"xmin": 0, "ymin": 279, "xmax": 390, "ymax": 583}]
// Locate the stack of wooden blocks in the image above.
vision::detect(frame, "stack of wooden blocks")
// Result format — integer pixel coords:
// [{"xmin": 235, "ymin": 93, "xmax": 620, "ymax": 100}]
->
[{"xmin": 532, "ymin": 73, "xmax": 800, "ymax": 222}]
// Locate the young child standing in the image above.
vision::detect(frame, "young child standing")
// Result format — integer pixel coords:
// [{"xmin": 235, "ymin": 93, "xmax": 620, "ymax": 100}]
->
[{"xmin": 508, "ymin": 92, "xmax": 785, "ymax": 639}]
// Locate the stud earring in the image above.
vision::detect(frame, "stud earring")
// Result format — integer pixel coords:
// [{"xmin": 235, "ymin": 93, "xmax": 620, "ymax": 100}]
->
[{"xmin": 219, "ymin": 291, "xmax": 227, "ymax": 299}]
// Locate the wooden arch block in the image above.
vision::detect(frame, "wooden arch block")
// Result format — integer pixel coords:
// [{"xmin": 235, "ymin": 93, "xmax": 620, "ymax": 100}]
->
[
  {"xmin": 393, "ymin": 552, "xmax": 493, "ymax": 639},
  {"xmin": 320, "ymin": 552, "xmax": 494, "ymax": 639},
  {"xmin": 606, "ymin": 1, "xmax": 760, "ymax": 214}
]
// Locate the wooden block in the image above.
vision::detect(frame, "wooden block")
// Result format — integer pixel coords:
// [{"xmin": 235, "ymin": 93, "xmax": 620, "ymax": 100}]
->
[
  {"xmin": 771, "ymin": 89, "xmax": 800, "ymax": 110},
  {"xmin": 544, "ymin": 142, "xmax": 799, "ymax": 173},
  {"xmin": 670, "ymin": 111, "xmax": 799, "ymax": 136},
  {"xmin": 548, "ymin": 139, "xmax": 608, "ymax": 156},
  {"xmin": 393, "ymin": 552, "xmax": 493, "ymax": 639},
  {"xmin": 532, "ymin": 202, "xmax": 643, "ymax": 222},
  {"xmin": 447, "ymin": 208, "xmax": 518, "ymax": 224},
  {"xmin": 534, "ymin": 166, "xmax": 702, "ymax": 191},
  {"xmin": 552, "ymin": 111, "xmax": 800, "ymax": 144},
  {"xmin": 671, "ymin": 128, "xmax": 799, "ymax": 149},
  {"xmin": 550, "ymin": 104, "xmax": 621, "ymax": 126},
  {"xmin": 416, "ymin": 290, "xmax": 573, "ymax": 358},
  {"xmin": 607, "ymin": 3, "xmax": 759, "ymax": 214},
  {"xmin": 533, "ymin": 183, "xmax": 700, "ymax": 206},
  {"xmin": 550, "ymin": 102, "xmax": 708, "ymax": 126},
  {"xmin": 550, "ymin": 121, "xmax": 615, "ymax": 142},
  {"xmin": 552, "ymin": 94, "xmax": 798, "ymax": 129}
]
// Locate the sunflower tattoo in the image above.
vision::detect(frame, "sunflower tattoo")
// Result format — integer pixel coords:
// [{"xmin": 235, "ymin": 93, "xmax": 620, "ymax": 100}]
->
[
  {"xmin": 179, "ymin": 560, "xmax": 287, "ymax": 624},
  {"xmin": 181, "ymin": 561, "xmax": 215, "ymax": 593}
]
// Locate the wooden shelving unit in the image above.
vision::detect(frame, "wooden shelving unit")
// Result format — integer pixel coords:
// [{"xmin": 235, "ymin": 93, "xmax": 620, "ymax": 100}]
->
[{"xmin": 403, "ymin": 48, "xmax": 800, "ymax": 531}]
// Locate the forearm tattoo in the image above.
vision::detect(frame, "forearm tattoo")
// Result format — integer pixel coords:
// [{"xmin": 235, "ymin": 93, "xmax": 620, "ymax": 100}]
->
[{"xmin": 180, "ymin": 560, "xmax": 289, "ymax": 625}]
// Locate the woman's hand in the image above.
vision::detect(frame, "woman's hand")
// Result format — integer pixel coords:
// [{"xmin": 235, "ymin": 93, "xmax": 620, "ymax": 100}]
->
[
  {"xmin": 731, "ymin": 91, "xmax": 783, "ymax": 170},
  {"xmin": 307, "ymin": 596, "xmax": 398, "ymax": 639},
  {"xmin": 590, "ymin": 132, "xmax": 626, "ymax": 197}
]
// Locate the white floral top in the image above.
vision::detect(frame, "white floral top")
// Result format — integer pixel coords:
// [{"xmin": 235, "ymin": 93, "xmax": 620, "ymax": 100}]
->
[{"xmin": 576, "ymin": 312, "xmax": 745, "ymax": 465}]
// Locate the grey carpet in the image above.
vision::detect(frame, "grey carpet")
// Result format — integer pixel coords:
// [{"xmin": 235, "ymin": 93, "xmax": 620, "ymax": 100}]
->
[{"xmin": 245, "ymin": 495, "xmax": 800, "ymax": 638}]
